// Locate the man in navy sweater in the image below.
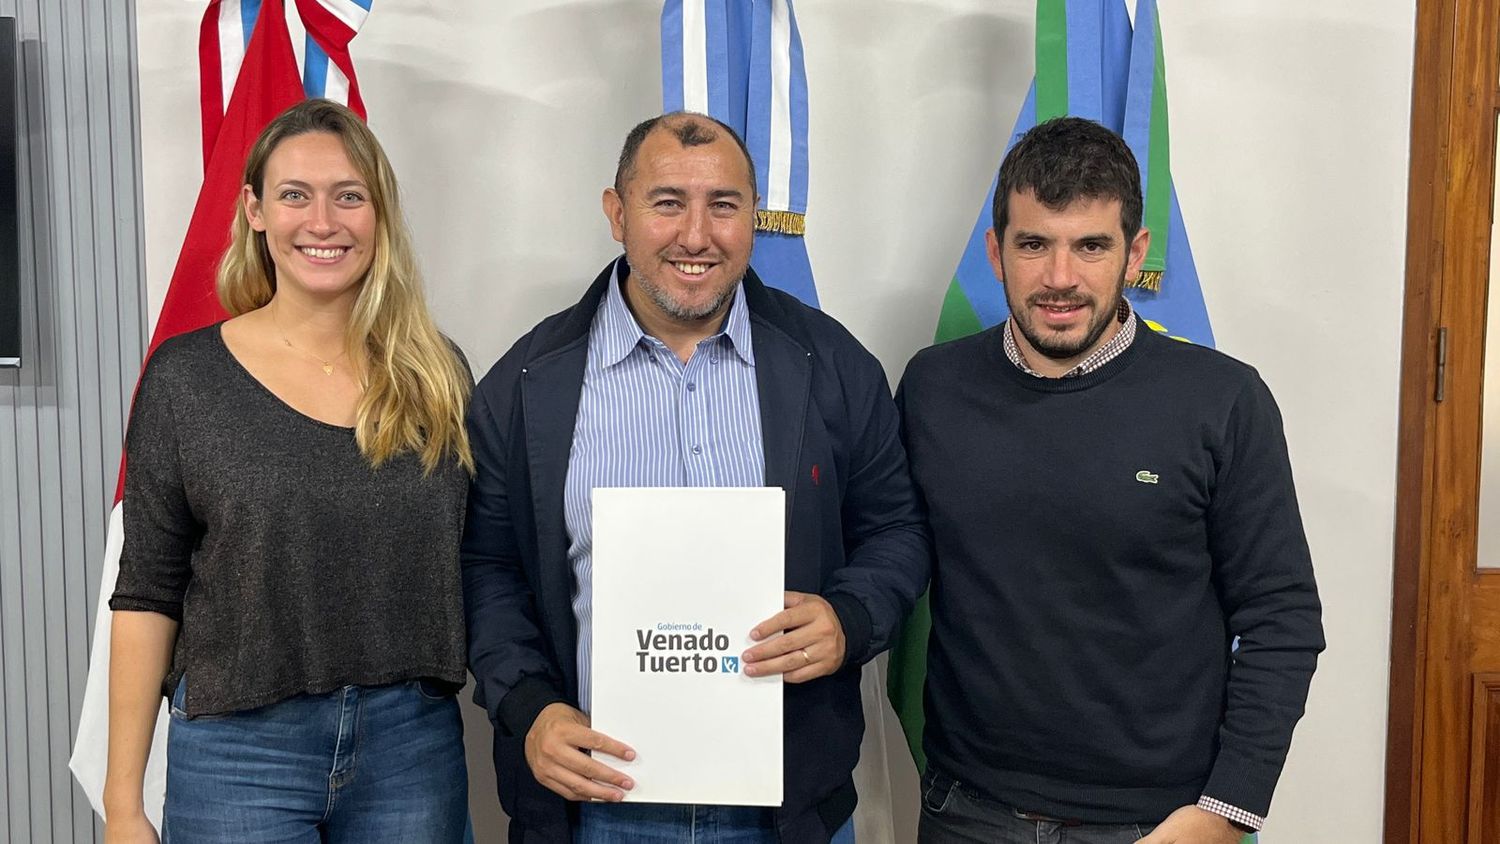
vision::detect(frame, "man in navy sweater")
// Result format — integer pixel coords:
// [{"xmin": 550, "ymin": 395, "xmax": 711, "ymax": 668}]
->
[{"xmin": 899, "ymin": 117, "xmax": 1324, "ymax": 844}]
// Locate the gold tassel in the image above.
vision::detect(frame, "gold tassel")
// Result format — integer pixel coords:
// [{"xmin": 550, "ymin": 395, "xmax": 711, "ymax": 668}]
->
[
  {"xmin": 755, "ymin": 209, "xmax": 806, "ymax": 236},
  {"xmin": 1128, "ymin": 269, "xmax": 1163, "ymax": 292}
]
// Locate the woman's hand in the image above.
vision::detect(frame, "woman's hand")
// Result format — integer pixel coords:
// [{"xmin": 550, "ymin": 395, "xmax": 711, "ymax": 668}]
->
[{"xmin": 103, "ymin": 811, "xmax": 159, "ymax": 844}]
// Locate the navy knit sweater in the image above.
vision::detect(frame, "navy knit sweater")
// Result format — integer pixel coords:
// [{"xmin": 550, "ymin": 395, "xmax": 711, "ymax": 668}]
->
[{"xmin": 897, "ymin": 320, "xmax": 1323, "ymax": 823}]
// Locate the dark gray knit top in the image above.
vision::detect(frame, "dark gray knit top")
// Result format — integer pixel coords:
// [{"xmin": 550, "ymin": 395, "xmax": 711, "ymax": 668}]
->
[{"xmin": 109, "ymin": 324, "xmax": 469, "ymax": 717}]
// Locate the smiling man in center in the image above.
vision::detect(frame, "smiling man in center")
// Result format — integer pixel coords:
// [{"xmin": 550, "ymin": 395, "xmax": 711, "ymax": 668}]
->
[{"xmin": 461, "ymin": 112, "xmax": 929, "ymax": 843}]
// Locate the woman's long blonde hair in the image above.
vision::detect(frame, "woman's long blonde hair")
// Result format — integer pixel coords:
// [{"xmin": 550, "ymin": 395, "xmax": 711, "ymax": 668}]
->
[{"xmin": 218, "ymin": 98, "xmax": 473, "ymax": 474}]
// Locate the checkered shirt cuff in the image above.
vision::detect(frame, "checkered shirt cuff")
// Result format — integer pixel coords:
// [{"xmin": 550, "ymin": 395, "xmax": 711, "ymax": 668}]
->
[{"xmin": 1197, "ymin": 795, "xmax": 1264, "ymax": 832}]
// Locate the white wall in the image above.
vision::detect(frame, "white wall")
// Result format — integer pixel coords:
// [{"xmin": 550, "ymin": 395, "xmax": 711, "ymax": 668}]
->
[
  {"xmin": 136, "ymin": 1, "xmax": 1414, "ymax": 840},
  {"xmin": 1157, "ymin": 5, "xmax": 1410, "ymax": 841}
]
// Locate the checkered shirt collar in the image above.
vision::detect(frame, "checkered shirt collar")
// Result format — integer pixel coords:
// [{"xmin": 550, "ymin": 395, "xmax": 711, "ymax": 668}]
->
[{"xmin": 1002, "ymin": 297, "xmax": 1137, "ymax": 378}]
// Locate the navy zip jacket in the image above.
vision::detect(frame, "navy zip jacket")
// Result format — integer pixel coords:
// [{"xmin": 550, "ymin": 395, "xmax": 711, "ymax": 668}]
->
[{"xmin": 461, "ymin": 259, "xmax": 930, "ymax": 842}]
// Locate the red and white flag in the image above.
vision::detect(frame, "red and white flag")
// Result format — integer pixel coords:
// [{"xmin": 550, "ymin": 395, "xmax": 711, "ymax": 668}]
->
[{"xmin": 70, "ymin": 0, "xmax": 368, "ymax": 825}]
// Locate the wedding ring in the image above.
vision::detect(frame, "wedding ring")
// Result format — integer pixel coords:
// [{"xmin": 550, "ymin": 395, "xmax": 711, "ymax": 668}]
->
[{"xmin": 800, "ymin": 648, "xmax": 812, "ymax": 664}]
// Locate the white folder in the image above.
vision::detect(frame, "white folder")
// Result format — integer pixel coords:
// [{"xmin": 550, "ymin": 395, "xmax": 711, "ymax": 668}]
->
[{"xmin": 590, "ymin": 486, "xmax": 784, "ymax": 806}]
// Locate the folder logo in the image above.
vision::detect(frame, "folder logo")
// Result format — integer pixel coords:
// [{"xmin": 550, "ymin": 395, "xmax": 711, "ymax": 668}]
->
[{"xmin": 634, "ymin": 626, "xmax": 742, "ymax": 675}]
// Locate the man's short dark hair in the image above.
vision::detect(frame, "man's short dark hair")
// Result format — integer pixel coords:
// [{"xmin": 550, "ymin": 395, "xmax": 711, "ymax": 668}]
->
[
  {"xmin": 614, "ymin": 111, "xmax": 759, "ymax": 199},
  {"xmin": 992, "ymin": 117, "xmax": 1143, "ymax": 242}
]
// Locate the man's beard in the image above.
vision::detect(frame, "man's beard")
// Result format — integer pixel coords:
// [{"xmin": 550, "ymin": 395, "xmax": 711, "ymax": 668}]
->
[
  {"xmin": 632, "ymin": 260, "xmax": 741, "ymax": 322},
  {"xmin": 1005, "ymin": 266, "xmax": 1125, "ymax": 361}
]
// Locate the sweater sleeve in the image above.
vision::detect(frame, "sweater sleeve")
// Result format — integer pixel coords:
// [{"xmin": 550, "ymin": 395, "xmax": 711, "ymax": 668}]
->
[
  {"xmin": 1200, "ymin": 373, "xmax": 1325, "ymax": 818},
  {"xmin": 822, "ymin": 343, "xmax": 932, "ymax": 667},
  {"xmin": 109, "ymin": 352, "xmax": 200, "ymax": 619}
]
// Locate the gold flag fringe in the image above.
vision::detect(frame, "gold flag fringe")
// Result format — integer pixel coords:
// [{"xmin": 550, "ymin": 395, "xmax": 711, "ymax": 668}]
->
[
  {"xmin": 755, "ymin": 209, "xmax": 806, "ymax": 236},
  {"xmin": 1128, "ymin": 269, "xmax": 1163, "ymax": 292}
]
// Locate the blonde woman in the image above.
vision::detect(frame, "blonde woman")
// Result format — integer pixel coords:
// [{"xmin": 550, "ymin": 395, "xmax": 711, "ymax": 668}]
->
[{"xmin": 102, "ymin": 99, "xmax": 473, "ymax": 843}]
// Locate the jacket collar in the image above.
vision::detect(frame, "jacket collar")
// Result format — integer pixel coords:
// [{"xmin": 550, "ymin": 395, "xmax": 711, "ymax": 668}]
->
[
  {"xmin": 527, "ymin": 257, "xmax": 807, "ymax": 364},
  {"xmin": 592, "ymin": 261, "xmax": 756, "ymax": 368}
]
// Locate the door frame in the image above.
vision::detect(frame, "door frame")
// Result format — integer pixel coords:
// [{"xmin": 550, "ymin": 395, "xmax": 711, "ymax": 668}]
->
[{"xmin": 1387, "ymin": 0, "xmax": 1500, "ymax": 840}]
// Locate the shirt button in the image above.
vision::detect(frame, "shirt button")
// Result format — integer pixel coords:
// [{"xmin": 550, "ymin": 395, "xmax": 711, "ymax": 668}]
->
[
  {"xmin": 687, "ymin": 382, "xmax": 697, "ymax": 392},
  {"xmin": 691, "ymin": 445, "xmax": 702, "ymax": 455},
  {"xmin": 710, "ymin": 355, "xmax": 720, "ymax": 365}
]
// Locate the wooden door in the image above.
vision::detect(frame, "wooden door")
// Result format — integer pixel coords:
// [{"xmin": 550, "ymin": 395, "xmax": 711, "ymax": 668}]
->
[{"xmin": 1388, "ymin": 0, "xmax": 1500, "ymax": 841}]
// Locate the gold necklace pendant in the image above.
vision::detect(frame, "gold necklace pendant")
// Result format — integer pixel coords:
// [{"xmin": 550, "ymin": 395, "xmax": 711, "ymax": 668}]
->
[
  {"xmin": 280, "ymin": 337, "xmax": 336, "ymax": 374},
  {"xmin": 272, "ymin": 304, "xmax": 348, "ymax": 376}
]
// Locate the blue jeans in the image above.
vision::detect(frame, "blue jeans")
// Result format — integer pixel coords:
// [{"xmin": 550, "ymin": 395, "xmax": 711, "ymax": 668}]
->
[
  {"xmin": 917, "ymin": 768, "xmax": 1156, "ymax": 844},
  {"xmin": 576, "ymin": 802, "xmax": 856, "ymax": 843},
  {"xmin": 163, "ymin": 677, "xmax": 468, "ymax": 843}
]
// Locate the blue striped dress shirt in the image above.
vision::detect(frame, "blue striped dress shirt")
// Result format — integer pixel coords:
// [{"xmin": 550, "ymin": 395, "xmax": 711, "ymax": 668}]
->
[{"xmin": 564, "ymin": 266, "xmax": 765, "ymax": 712}]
